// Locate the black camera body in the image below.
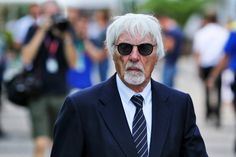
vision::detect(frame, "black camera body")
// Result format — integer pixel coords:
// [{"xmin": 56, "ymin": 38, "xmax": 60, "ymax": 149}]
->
[{"xmin": 51, "ymin": 14, "xmax": 70, "ymax": 32}]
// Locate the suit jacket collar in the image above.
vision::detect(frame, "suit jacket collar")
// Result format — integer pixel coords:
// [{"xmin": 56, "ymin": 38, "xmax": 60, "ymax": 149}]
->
[
  {"xmin": 98, "ymin": 74, "xmax": 138, "ymax": 157},
  {"xmin": 98, "ymin": 74, "xmax": 172, "ymax": 157},
  {"xmin": 149, "ymin": 79, "xmax": 172, "ymax": 157}
]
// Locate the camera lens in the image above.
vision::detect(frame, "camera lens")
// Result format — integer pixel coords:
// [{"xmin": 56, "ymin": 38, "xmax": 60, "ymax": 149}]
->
[{"xmin": 51, "ymin": 14, "xmax": 69, "ymax": 32}]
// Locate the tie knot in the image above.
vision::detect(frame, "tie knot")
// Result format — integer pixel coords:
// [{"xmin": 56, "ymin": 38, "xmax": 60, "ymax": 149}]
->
[{"xmin": 131, "ymin": 95, "xmax": 144, "ymax": 108}]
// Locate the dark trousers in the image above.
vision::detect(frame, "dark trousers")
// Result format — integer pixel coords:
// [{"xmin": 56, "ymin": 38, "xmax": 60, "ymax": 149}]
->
[
  {"xmin": 0, "ymin": 62, "xmax": 4, "ymax": 135},
  {"xmin": 200, "ymin": 66, "xmax": 222, "ymax": 123},
  {"xmin": 231, "ymin": 73, "xmax": 236, "ymax": 111},
  {"xmin": 230, "ymin": 72, "xmax": 236, "ymax": 152}
]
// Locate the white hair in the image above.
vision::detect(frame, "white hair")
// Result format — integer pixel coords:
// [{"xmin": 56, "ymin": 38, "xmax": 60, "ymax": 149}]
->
[{"xmin": 106, "ymin": 13, "xmax": 165, "ymax": 59}]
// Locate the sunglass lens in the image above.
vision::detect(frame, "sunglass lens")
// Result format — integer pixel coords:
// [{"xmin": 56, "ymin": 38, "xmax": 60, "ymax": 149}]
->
[
  {"xmin": 138, "ymin": 44, "xmax": 153, "ymax": 56},
  {"xmin": 117, "ymin": 43, "xmax": 132, "ymax": 55}
]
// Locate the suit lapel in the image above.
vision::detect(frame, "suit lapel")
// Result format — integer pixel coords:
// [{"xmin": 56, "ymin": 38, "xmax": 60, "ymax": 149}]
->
[
  {"xmin": 97, "ymin": 74, "xmax": 137, "ymax": 157},
  {"xmin": 149, "ymin": 80, "xmax": 172, "ymax": 157}
]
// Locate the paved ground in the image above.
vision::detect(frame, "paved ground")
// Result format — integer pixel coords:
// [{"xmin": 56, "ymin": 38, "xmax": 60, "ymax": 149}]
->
[
  {"xmin": 174, "ymin": 55, "xmax": 235, "ymax": 157},
  {"xmin": 0, "ymin": 55, "xmax": 235, "ymax": 157}
]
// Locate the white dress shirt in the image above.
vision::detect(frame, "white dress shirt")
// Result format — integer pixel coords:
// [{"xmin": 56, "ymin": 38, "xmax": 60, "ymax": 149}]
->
[
  {"xmin": 116, "ymin": 75, "xmax": 152, "ymax": 150},
  {"xmin": 193, "ymin": 23, "xmax": 229, "ymax": 67},
  {"xmin": 14, "ymin": 15, "xmax": 36, "ymax": 44}
]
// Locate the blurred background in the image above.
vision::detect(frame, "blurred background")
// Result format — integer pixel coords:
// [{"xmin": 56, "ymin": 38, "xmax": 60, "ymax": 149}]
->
[{"xmin": 0, "ymin": 0, "xmax": 236, "ymax": 157}]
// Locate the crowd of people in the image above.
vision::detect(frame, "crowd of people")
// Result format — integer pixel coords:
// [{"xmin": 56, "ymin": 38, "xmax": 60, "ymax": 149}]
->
[
  {"xmin": 193, "ymin": 13, "xmax": 236, "ymax": 151},
  {"xmin": 192, "ymin": 13, "xmax": 229, "ymax": 127},
  {"xmin": 0, "ymin": 0, "xmax": 236, "ymax": 156},
  {"xmin": 0, "ymin": 1, "xmax": 110, "ymax": 157}
]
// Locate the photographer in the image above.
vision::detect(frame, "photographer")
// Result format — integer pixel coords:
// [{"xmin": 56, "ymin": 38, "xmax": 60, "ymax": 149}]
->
[
  {"xmin": 65, "ymin": 13, "xmax": 108, "ymax": 91},
  {"xmin": 21, "ymin": 1, "xmax": 73, "ymax": 157}
]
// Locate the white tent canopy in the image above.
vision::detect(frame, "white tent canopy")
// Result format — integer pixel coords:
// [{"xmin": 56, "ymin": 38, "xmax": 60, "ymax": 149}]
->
[
  {"xmin": 0, "ymin": 0, "xmax": 120, "ymax": 10},
  {"xmin": 59, "ymin": 0, "xmax": 116, "ymax": 9},
  {"xmin": 0, "ymin": 0, "xmax": 42, "ymax": 4}
]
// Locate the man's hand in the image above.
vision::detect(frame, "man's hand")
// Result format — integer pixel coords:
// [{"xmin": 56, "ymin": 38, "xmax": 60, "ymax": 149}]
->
[
  {"xmin": 38, "ymin": 15, "xmax": 53, "ymax": 32},
  {"xmin": 206, "ymin": 76, "xmax": 216, "ymax": 89}
]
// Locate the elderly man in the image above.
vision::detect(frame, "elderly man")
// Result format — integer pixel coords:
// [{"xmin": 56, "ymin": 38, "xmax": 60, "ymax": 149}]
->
[{"xmin": 51, "ymin": 13, "xmax": 208, "ymax": 157}]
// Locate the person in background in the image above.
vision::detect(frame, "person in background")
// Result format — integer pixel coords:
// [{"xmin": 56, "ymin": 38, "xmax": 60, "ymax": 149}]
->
[
  {"xmin": 207, "ymin": 30, "xmax": 236, "ymax": 153},
  {"xmin": 66, "ymin": 5, "xmax": 80, "ymax": 41},
  {"xmin": 66, "ymin": 6, "xmax": 80, "ymax": 29},
  {"xmin": 193, "ymin": 13, "xmax": 229, "ymax": 127},
  {"xmin": 65, "ymin": 13, "xmax": 107, "ymax": 92},
  {"xmin": 159, "ymin": 15, "xmax": 183, "ymax": 87},
  {"xmin": 92, "ymin": 9, "xmax": 110, "ymax": 82},
  {"xmin": 21, "ymin": 1, "xmax": 73, "ymax": 157},
  {"xmin": 51, "ymin": 13, "xmax": 208, "ymax": 157},
  {"xmin": 13, "ymin": 3, "xmax": 41, "ymax": 49},
  {"xmin": 0, "ymin": 33, "xmax": 6, "ymax": 138}
]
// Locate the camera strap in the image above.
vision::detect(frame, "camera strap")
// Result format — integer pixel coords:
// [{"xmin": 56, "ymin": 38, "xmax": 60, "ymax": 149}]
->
[
  {"xmin": 45, "ymin": 37, "xmax": 59, "ymax": 73},
  {"xmin": 45, "ymin": 37, "xmax": 59, "ymax": 57}
]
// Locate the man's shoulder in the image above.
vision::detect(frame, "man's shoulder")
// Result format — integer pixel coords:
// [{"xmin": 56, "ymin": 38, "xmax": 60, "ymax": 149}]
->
[
  {"xmin": 17, "ymin": 15, "xmax": 33, "ymax": 24},
  {"xmin": 70, "ymin": 83, "xmax": 105, "ymax": 99},
  {"xmin": 68, "ymin": 75, "xmax": 115, "ymax": 102},
  {"xmin": 151, "ymin": 80, "xmax": 189, "ymax": 100},
  {"xmin": 151, "ymin": 81, "xmax": 192, "ymax": 113},
  {"xmin": 198, "ymin": 23, "xmax": 226, "ymax": 35}
]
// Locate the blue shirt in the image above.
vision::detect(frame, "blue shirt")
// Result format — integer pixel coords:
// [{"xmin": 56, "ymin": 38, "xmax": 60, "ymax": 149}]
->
[
  {"xmin": 66, "ymin": 39, "xmax": 93, "ymax": 89},
  {"xmin": 224, "ymin": 32, "xmax": 236, "ymax": 72},
  {"xmin": 164, "ymin": 26, "xmax": 183, "ymax": 64}
]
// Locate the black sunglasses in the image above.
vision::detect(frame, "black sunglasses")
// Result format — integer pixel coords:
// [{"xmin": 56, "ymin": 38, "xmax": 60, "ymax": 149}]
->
[{"xmin": 115, "ymin": 43, "xmax": 156, "ymax": 56}]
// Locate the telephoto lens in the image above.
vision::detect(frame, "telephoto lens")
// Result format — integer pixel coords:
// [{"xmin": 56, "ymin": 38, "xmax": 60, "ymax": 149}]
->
[{"xmin": 51, "ymin": 14, "xmax": 70, "ymax": 32}]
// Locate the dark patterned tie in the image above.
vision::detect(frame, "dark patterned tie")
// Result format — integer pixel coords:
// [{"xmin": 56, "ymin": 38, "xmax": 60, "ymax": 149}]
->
[{"xmin": 131, "ymin": 95, "xmax": 148, "ymax": 157}]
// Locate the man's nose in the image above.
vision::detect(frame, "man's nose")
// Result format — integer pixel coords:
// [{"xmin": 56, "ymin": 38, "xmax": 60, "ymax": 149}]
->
[{"xmin": 129, "ymin": 46, "xmax": 140, "ymax": 61}]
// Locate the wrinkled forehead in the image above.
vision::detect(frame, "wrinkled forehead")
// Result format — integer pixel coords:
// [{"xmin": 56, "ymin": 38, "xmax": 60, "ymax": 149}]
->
[{"xmin": 116, "ymin": 31, "xmax": 155, "ymax": 44}]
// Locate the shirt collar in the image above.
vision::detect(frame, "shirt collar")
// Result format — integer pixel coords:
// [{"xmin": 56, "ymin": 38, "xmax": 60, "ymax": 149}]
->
[{"xmin": 116, "ymin": 74, "xmax": 151, "ymax": 106}]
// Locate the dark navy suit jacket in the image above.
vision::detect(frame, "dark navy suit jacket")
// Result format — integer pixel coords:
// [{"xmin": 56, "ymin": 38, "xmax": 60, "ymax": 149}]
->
[{"xmin": 51, "ymin": 74, "xmax": 208, "ymax": 157}]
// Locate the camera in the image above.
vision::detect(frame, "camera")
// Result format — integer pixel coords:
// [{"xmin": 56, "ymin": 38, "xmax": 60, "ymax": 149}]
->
[{"xmin": 51, "ymin": 14, "xmax": 70, "ymax": 32}]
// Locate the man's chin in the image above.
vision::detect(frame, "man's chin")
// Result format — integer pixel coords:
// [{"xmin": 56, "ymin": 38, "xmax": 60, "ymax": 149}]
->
[
  {"xmin": 126, "ymin": 80, "xmax": 143, "ymax": 85},
  {"xmin": 124, "ymin": 73, "xmax": 145, "ymax": 85}
]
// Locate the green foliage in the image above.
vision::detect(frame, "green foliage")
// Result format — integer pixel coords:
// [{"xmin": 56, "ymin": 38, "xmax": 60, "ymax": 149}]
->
[
  {"xmin": 138, "ymin": 0, "xmax": 212, "ymax": 25},
  {"xmin": 3, "ymin": 31, "xmax": 14, "ymax": 50}
]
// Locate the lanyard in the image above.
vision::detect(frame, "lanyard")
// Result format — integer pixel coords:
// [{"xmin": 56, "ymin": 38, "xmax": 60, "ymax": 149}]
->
[{"xmin": 45, "ymin": 37, "xmax": 59, "ymax": 56}]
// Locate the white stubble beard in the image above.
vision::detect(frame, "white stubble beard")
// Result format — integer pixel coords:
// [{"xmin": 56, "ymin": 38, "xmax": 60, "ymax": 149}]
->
[{"xmin": 124, "ymin": 62, "xmax": 145, "ymax": 85}]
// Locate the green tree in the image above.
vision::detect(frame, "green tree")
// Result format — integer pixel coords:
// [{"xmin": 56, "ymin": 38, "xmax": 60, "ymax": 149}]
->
[{"xmin": 138, "ymin": 0, "xmax": 212, "ymax": 26}]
